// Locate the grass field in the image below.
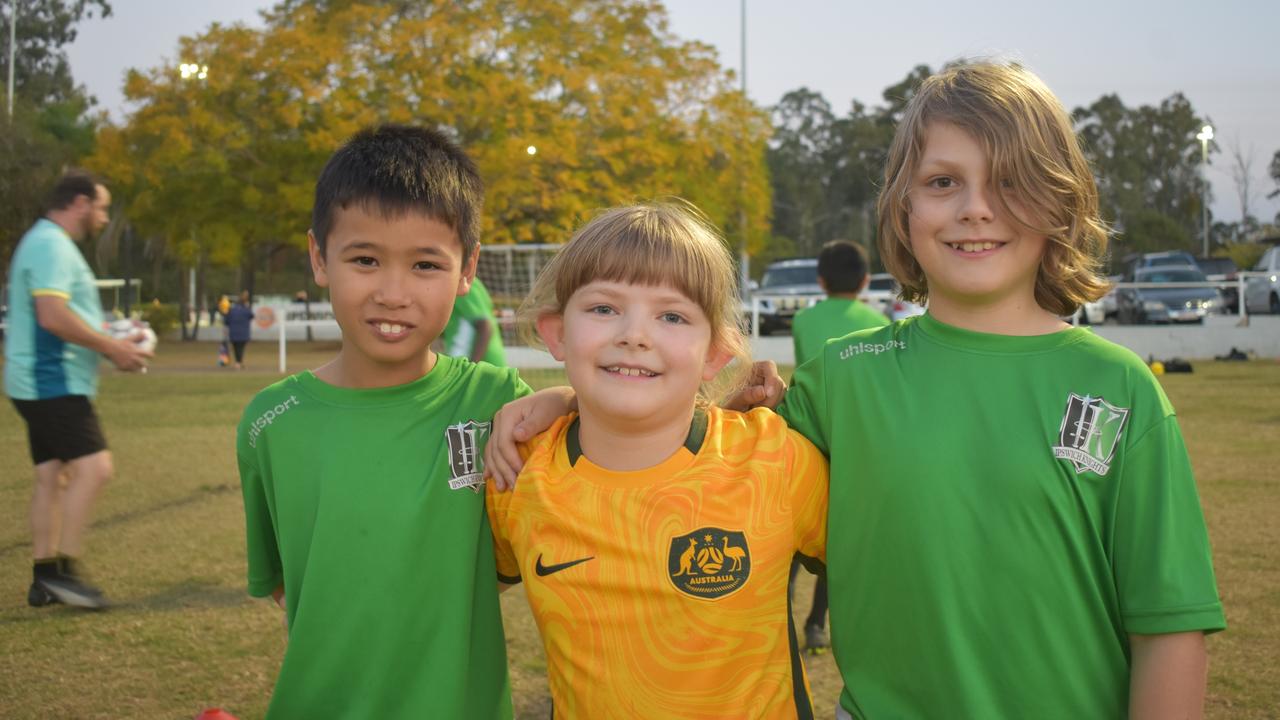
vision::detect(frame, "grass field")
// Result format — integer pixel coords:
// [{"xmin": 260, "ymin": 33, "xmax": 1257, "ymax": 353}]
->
[{"xmin": 1, "ymin": 341, "xmax": 1276, "ymax": 719}]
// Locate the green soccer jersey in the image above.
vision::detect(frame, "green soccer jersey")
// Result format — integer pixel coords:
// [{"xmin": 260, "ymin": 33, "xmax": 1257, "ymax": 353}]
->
[
  {"xmin": 779, "ymin": 313, "xmax": 1224, "ymax": 719},
  {"xmin": 237, "ymin": 355, "xmax": 530, "ymax": 720},
  {"xmin": 442, "ymin": 278, "xmax": 507, "ymax": 366},
  {"xmin": 791, "ymin": 297, "xmax": 888, "ymax": 367}
]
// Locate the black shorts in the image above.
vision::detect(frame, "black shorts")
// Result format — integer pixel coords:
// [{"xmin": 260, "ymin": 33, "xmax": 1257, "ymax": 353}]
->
[{"xmin": 10, "ymin": 395, "xmax": 108, "ymax": 465}]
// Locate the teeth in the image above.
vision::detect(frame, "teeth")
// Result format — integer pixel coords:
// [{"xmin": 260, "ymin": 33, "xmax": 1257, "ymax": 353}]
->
[
  {"xmin": 606, "ymin": 366, "xmax": 654, "ymax": 377},
  {"xmin": 378, "ymin": 323, "xmax": 405, "ymax": 334},
  {"xmin": 953, "ymin": 242, "xmax": 998, "ymax": 253}
]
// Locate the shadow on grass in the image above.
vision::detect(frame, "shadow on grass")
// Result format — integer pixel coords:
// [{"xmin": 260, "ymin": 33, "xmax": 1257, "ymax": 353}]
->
[
  {"xmin": 0, "ymin": 484, "xmax": 239, "ymax": 558},
  {"xmin": 0, "ymin": 580, "xmax": 250, "ymax": 626}
]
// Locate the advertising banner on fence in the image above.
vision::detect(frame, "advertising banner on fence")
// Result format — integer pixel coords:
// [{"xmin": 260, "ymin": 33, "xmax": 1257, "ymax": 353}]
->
[{"xmin": 250, "ymin": 302, "xmax": 342, "ymax": 341}]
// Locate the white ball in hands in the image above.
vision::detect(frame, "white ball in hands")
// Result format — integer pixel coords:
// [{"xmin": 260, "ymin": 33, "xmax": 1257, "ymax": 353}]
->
[{"xmin": 105, "ymin": 318, "xmax": 158, "ymax": 355}]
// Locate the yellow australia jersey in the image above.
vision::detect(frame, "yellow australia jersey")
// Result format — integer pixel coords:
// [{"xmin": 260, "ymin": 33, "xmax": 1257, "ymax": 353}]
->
[{"xmin": 487, "ymin": 406, "xmax": 829, "ymax": 719}]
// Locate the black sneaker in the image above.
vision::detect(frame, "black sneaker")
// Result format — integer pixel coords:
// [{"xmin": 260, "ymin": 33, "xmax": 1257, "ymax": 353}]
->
[
  {"xmin": 804, "ymin": 624, "xmax": 829, "ymax": 655},
  {"xmin": 27, "ymin": 581, "xmax": 61, "ymax": 607},
  {"xmin": 37, "ymin": 560, "xmax": 108, "ymax": 610}
]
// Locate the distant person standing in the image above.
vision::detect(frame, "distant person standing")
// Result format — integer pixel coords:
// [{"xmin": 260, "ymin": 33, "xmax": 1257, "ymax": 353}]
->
[
  {"xmin": 441, "ymin": 276, "xmax": 507, "ymax": 366},
  {"xmin": 4, "ymin": 170, "xmax": 151, "ymax": 609},
  {"xmin": 788, "ymin": 239, "xmax": 888, "ymax": 653},
  {"xmin": 224, "ymin": 291, "xmax": 255, "ymax": 370}
]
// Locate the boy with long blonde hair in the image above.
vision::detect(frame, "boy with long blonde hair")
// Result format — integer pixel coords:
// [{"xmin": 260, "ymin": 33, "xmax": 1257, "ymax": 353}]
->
[{"xmin": 778, "ymin": 60, "xmax": 1224, "ymax": 718}]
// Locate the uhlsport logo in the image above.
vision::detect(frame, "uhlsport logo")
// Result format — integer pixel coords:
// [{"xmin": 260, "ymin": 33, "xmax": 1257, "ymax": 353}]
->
[
  {"xmin": 667, "ymin": 527, "xmax": 750, "ymax": 600},
  {"xmin": 1052, "ymin": 393, "xmax": 1129, "ymax": 476},
  {"xmin": 839, "ymin": 339, "xmax": 906, "ymax": 360},
  {"xmin": 445, "ymin": 420, "xmax": 490, "ymax": 491}
]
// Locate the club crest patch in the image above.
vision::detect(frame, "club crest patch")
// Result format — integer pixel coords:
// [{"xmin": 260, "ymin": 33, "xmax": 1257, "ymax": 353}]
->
[
  {"xmin": 445, "ymin": 420, "xmax": 490, "ymax": 491},
  {"xmin": 667, "ymin": 527, "xmax": 750, "ymax": 600},
  {"xmin": 1052, "ymin": 393, "xmax": 1129, "ymax": 476}
]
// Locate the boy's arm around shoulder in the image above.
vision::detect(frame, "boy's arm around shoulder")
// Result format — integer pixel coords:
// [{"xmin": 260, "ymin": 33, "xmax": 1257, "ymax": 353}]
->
[{"xmin": 484, "ymin": 385, "xmax": 576, "ymax": 490}]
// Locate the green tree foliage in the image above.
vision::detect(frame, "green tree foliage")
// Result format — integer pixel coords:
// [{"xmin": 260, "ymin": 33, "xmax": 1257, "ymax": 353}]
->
[
  {"xmin": 90, "ymin": 0, "xmax": 772, "ymax": 287},
  {"xmin": 1, "ymin": 0, "xmax": 111, "ymax": 104},
  {"xmin": 1073, "ymin": 93, "xmax": 1212, "ymax": 258},
  {"xmin": 0, "ymin": 1, "xmax": 111, "ymax": 263},
  {"xmin": 765, "ymin": 66, "xmax": 928, "ymax": 268}
]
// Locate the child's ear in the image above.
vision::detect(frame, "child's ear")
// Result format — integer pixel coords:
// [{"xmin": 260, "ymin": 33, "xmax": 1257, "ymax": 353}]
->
[
  {"xmin": 308, "ymin": 230, "xmax": 329, "ymax": 288},
  {"xmin": 702, "ymin": 339, "xmax": 735, "ymax": 382},
  {"xmin": 456, "ymin": 248, "xmax": 479, "ymax": 297},
  {"xmin": 535, "ymin": 313, "xmax": 567, "ymax": 362}
]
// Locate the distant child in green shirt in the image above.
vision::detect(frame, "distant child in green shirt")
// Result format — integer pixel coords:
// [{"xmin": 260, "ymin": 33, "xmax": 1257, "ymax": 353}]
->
[
  {"xmin": 237, "ymin": 125, "xmax": 532, "ymax": 719},
  {"xmin": 441, "ymin": 276, "xmax": 508, "ymax": 366},
  {"xmin": 787, "ymin": 239, "xmax": 887, "ymax": 654},
  {"xmin": 791, "ymin": 240, "xmax": 888, "ymax": 367}
]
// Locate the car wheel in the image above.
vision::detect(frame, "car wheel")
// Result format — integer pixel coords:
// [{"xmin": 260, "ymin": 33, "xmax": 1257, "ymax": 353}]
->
[{"xmin": 1271, "ymin": 293, "xmax": 1280, "ymax": 315}]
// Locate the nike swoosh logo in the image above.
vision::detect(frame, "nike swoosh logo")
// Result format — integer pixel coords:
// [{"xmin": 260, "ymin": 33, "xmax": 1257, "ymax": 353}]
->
[{"xmin": 534, "ymin": 553, "xmax": 594, "ymax": 577}]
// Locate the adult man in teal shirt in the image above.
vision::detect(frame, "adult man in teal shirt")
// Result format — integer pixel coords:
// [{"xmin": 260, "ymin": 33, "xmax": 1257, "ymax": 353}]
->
[
  {"xmin": 788, "ymin": 240, "xmax": 887, "ymax": 652},
  {"xmin": 441, "ymin": 276, "xmax": 507, "ymax": 366},
  {"xmin": 5, "ymin": 171, "xmax": 151, "ymax": 609}
]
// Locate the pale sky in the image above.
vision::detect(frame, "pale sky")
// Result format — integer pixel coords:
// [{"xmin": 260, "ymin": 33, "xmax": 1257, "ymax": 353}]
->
[{"xmin": 65, "ymin": 0, "xmax": 1280, "ymax": 224}]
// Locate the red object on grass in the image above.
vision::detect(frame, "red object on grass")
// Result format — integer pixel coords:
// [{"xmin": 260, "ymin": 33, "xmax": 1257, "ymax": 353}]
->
[{"xmin": 195, "ymin": 710, "xmax": 239, "ymax": 720}]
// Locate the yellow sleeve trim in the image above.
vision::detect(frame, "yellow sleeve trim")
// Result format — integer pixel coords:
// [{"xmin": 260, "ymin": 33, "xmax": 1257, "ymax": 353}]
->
[{"xmin": 31, "ymin": 289, "xmax": 72, "ymax": 299}]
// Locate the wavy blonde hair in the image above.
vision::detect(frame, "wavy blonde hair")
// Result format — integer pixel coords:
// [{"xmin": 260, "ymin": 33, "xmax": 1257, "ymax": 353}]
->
[
  {"xmin": 520, "ymin": 201, "xmax": 750, "ymax": 403},
  {"xmin": 877, "ymin": 60, "xmax": 1111, "ymax": 316}
]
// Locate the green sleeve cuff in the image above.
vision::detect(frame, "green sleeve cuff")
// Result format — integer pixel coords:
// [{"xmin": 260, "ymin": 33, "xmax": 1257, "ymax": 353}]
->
[
  {"xmin": 1124, "ymin": 602, "xmax": 1226, "ymax": 635},
  {"xmin": 247, "ymin": 574, "xmax": 284, "ymax": 598}
]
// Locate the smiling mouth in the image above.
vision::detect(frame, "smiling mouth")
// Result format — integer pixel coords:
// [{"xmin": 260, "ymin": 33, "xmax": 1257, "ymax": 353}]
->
[
  {"xmin": 370, "ymin": 321, "xmax": 413, "ymax": 338},
  {"xmin": 945, "ymin": 241, "xmax": 1006, "ymax": 253},
  {"xmin": 603, "ymin": 365, "xmax": 658, "ymax": 378}
]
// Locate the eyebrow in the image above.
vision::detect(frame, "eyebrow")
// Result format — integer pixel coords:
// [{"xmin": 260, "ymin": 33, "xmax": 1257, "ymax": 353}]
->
[
  {"xmin": 338, "ymin": 240, "xmax": 451, "ymax": 257},
  {"xmin": 582, "ymin": 285, "xmax": 698, "ymax": 306}
]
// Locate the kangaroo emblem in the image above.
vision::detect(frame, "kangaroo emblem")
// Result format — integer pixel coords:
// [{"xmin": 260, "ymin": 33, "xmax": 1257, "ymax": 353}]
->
[{"xmin": 673, "ymin": 538, "xmax": 698, "ymax": 576}]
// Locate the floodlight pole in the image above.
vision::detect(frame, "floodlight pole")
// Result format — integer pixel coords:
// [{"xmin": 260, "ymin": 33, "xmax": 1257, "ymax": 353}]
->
[{"xmin": 1196, "ymin": 124, "xmax": 1213, "ymax": 257}]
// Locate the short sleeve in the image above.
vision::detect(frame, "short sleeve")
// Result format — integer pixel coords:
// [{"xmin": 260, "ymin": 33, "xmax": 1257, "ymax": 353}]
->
[
  {"xmin": 786, "ymin": 428, "xmax": 830, "ymax": 564},
  {"xmin": 485, "ymin": 441, "xmax": 536, "ymax": 585},
  {"xmin": 237, "ymin": 420, "xmax": 283, "ymax": 598},
  {"xmin": 485, "ymin": 486, "xmax": 521, "ymax": 584},
  {"xmin": 777, "ymin": 353, "xmax": 832, "ymax": 456},
  {"xmin": 27, "ymin": 237, "xmax": 79, "ymax": 298},
  {"xmin": 1113, "ymin": 415, "xmax": 1225, "ymax": 635}
]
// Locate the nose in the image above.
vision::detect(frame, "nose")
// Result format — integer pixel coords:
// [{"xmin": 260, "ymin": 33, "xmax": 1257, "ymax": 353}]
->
[
  {"xmin": 958, "ymin": 183, "xmax": 996, "ymax": 224},
  {"xmin": 373, "ymin": 269, "xmax": 412, "ymax": 309},
  {"xmin": 615, "ymin": 313, "xmax": 651, "ymax": 349}
]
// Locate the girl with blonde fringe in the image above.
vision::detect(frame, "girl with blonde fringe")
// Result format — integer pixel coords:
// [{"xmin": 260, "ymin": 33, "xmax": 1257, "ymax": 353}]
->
[{"xmin": 486, "ymin": 202, "xmax": 829, "ymax": 719}]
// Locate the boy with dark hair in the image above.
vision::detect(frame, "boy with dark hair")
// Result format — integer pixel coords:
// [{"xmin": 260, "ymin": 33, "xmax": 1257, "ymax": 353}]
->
[
  {"xmin": 236, "ymin": 124, "xmax": 529, "ymax": 719},
  {"xmin": 787, "ymin": 239, "xmax": 887, "ymax": 653}
]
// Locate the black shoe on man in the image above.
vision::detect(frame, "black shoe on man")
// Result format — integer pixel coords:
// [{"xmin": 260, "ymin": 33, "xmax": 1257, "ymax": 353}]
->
[
  {"xmin": 37, "ymin": 558, "xmax": 108, "ymax": 610},
  {"xmin": 27, "ymin": 581, "xmax": 62, "ymax": 607}
]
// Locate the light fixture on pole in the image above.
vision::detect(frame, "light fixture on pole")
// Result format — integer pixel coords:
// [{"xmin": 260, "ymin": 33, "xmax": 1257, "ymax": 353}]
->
[
  {"xmin": 179, "ymin": 62, "xmax": 208, "ymax": 81},
  {"xmin": 1196, "ymin": 124, "xmax": 1213, "ymax": 257}
]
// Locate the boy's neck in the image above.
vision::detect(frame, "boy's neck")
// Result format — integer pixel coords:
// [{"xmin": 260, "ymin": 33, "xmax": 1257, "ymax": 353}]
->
[
  {"xmin": 827, "ymin": 292, "xmax": 860, "ymax": 301},
  {"xmin": 575, "ymin": 404, "xmax": 697, "ymax": 472},
  {"xmin": 927, "ymin": 297, "xmax": 1068, "ymax": 335},
  {"xmin": 313, "ymin": 348, "xmax": 439, "ymax": 388}
]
